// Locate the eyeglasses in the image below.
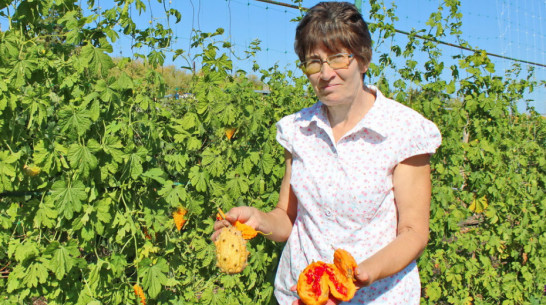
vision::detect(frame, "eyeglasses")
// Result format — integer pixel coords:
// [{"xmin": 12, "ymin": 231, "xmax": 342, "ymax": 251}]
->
[{"xmin": 300, "ymin": 53, "xmax": 354, "ymax": 75}]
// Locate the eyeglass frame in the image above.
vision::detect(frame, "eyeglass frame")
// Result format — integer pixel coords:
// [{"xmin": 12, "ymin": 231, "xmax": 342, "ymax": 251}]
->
[{"xmin": 300, "ymin": 53, "xmax": 355, "ymax": 75}]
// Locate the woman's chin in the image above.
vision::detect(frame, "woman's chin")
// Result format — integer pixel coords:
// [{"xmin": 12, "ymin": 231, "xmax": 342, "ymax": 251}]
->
[{"xmin": 319, "ymin": 96, "xmax": 346, "ymax": 107}]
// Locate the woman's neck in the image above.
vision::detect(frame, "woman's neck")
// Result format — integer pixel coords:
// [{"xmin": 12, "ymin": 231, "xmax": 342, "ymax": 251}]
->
[{"xmin": 326, "ymin": 85, "xmax": 375, "ymax": 131}]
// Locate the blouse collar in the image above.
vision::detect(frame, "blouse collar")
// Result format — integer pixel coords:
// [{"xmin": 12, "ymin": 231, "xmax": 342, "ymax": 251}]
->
[{"xmin": 302, "ymin": 85, "xmax": 389, "ymax": 139}]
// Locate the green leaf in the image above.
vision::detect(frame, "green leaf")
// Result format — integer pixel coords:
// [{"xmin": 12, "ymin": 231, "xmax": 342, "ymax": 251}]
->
[
  {"xmin": 32, "ymin": 140, "xmax": 52, "ymax": 170},
  {"xmin": 14, "ymin": 241, "xmax": 39, "ymax": 263},
  {"xmin": 425, "ymin": 281, "xmax": 442, "ymax": 301},
  {"xmin": 33, "ymin": 200, "xmax": 58, "ymax": 229},
  {"xmin": 109, "ymin": 254, "xmax": 127, "ymax": 277},
  {"xmin": 179, "ymin": 113, "xmax": 198, "ymax": 130},
  {"xmin": 94, "ymin": 198, "xmax": 113, "ymax": 232},
  {"xmin": 0, "ymin": 150, "xmax": 20, "ymax": 192},
  {"xmin": 50, "ymin": 180, "xmax": 87, "ymax": 220},
  {"xmin": 142, "ymin": 168, "xmax": 166, "ymax": 184},
  {"xmin": 225, "ymin": 172, "xmax": 249, "ymax": 198},
  {"xmin": 189, "ymin": 166, "xmax": 208, "ymax": 192},
  {"xmin": 10, "ymin": 58, "xmax": 37, "ymax": 88},
  {"xmin": 102, "ymin": 135, "xmax": 124, "ymax": 163},
  {"xmin": 87, "ymin": 259, "xmax": 106, "ymax": 293},
  {"xmin": 139, "ymin": 258, "xmax": 169, "ymax": 298},
  {"xmin": 243, "ymin": 157, "xmax": 254, "ymax": 174},
  {"xmin": 6, "ymin": 264, "xmax": 24, "ymax": 292},
  {"xmin": 90, "ymin": 99, "xmax": 101, "ymax": 121},
  {"xmin": 135, "ymin": 93, "xmax": 151, "ymax": 109},
  {"xmin": 469, "ymin": 195, "xmax": 488, "ymax": 213},
  {"xmin": 58, "ymin": 10, "xmax": 79, "ymax": 31},
  {"xmin": 22, "ymin": 262, "xmax": 48, "ymax": 288},
  {"xmin": 0, "ymin": 96, "xmax": 6, "ymax": 113},
  {"xmin": 446, "ymin": 80, "xmax": 455, "ymax": 94},
  {"xmin": 125, "ymin": 151, "xmax": 144, "ymax": 180},
  {"xmin": 158, "ymin": 181, "xmax": 187, "ymax": 207},
  {"xmin": 111, "ymin": 72, "xmax": 134, "ymax": 90},
  {"xmin": 58, "ymin": 106, "xmax": 92, "ymax": 137},
  {"xmin": 167, "ymin": 8, "xmax": 182, "ymax": 23},
  {"xmin": 80, "ymin": 44, "xmax": 114, "ymax": 78},
  {"xmin": 46, "ymin": 241, "xmax": 80, "ymax": 280},
  {"xmin": 68, "ymin": 140, "xmax": 100, "ymax": 175},
  {"xmin": 81, "ymin": 223, "xmax": 95, "ymax": 241},
  {"xmin": 148, "ymin": 50, "xmax": 166, "ymax": 68},
  {"xmin": 249, "ymin": 152, "xmax": 260, "ymax": 165},
  {"xmin": 259, "ymin": 153, "xmax": 275, "ymax": 174},
  {"xmin": 202, "ymin": 148, "xmax": 226, "ymax": 177},
  {"xmin": 187, "ymin": 137, "xmax": 202, "ymax": 151},
  {"xmin": 219, "ymin": 103, "xmax": 237, "ymax": 125}
]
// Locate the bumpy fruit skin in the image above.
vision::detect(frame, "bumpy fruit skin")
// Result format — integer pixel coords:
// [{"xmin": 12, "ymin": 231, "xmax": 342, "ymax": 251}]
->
[
  {"xmin": 173, "ymin": 207, "xmax": 187, "ymax": 231},
  {"xmin": 214, "ymin": 226, "xmax": 249, "ymax": 274},
  {"xmin": 225, "ymin": 127, "xmax": 236, "ymax": 140},
  {"xmin": 297, "ymin": 262, "xmax": 330, "ymax": 305},
  {"xmin": 133, "ymin": 284, "xmax": 146, "ymax": 305},
  {"xmin": 333, "ymin": 248, "xmax": 357, "ymax": 280},
  {"xmin": 23, "ymin": 164, "xmax": 41, "ymax": 176}
]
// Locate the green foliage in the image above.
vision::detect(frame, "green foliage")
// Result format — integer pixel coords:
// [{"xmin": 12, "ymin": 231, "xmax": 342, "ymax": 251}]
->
[
  {"xmin": 0, "ymin": 0, "xmax": 306, "ymax": 303},
  {"xmin": 0, "ymin": 0, "xmax": 544, "ymax": 305},
  {"xmin": 365, "ymin": 1, "xmax": 545, "ymax": 304}
]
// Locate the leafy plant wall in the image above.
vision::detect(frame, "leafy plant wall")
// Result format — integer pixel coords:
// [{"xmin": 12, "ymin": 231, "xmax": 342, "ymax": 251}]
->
[{"xmin": 0, "ymin": 0, "xmax": 544, "ymax": 304}]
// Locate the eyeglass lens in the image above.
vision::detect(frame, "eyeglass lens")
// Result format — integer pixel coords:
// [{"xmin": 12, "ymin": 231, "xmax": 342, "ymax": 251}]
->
[{"xmin": 303, "ymin": 53, "xmax": 352, "ymax": 74}]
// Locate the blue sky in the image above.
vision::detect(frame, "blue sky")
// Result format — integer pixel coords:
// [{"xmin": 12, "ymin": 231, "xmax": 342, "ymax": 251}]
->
[
  {"xmin": 1, "ymin": 0, "xmax": 544, "ymax": 113},
  {"xmin": 110, "ymin": 0, "xmax": 545, "ymax": 114}
]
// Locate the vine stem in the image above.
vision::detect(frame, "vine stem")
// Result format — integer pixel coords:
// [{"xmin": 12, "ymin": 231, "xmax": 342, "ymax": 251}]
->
[
  {"xmin": 0, "ymin": 261, "xmax": 11, "ymax": 273},
  {"xmin": 2, "ymin": 140, "xmax": 14, "ymax": 154},
  {"xmin": 81, "ymin": 267, "xmax": 95, "ymax": 298}
]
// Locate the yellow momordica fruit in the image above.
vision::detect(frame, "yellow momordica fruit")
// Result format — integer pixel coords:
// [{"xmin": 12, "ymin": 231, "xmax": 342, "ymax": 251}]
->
[
  {"xmin": 214, "ymin": 226, "xmax": 249, "ymax": 274},
  {"xmin": 23, "ymin": 164, "xmax": 41, "ymax": 176},
  {"xmin": 225, "ymin": 127, "xmax": 236, "ymax": 140}
]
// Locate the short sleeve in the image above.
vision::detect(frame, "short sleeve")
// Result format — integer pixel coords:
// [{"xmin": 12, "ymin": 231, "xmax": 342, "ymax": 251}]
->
[
  {"xmin": 397, "ymin": 117, "xmax": 442, "ymax": 163},
  {"xmin": 275, "ymin": 114, "xmax": 295, "ymax": 153}
]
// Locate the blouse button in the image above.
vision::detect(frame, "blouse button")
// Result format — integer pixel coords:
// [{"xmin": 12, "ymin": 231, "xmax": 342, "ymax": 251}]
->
[{"xmin": 325, "ymin": 209, "xmax": 332, "ymax": 217}]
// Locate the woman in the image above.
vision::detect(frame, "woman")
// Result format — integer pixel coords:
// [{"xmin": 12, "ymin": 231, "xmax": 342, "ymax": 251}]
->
[{"xmin": 213, "ymin": 2, "xmax": 441, "ymax": 304}]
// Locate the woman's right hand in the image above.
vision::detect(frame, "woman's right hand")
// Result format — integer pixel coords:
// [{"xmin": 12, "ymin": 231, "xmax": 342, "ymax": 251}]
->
[{"xmin": 211, "ymin": 206, "xmax": 261, "ymax": 241}]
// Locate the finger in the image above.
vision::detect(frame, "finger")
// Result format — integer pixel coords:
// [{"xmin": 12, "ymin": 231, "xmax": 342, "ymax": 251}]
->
[
  {"xmin": 211, "ymin": 231, "xmax": 219, "ymax": 241},
  {"xmin": 211, "ymin": 220, "xmax": 230, "ymax": 241},
  {"xmin": 224, "ymin": 207, "xmax": 245, "ymax": 222},
  {"xmin": 290, "ymin": 284, "xmax": 297, "ymax": 292},
  {"xmin": 232, "ymin": 206, "xmax": 257, "ymax": 221},
  {"xmin": 213, "ymin": 219, "xmax": 230, "ymax": 231},
  {"xmin": 354, "ymin": 268, "xmax": 371, "ymax": 287},
  {"xmin": 289, "ymin": 285, "xmax": 301, "ymax": 304}
]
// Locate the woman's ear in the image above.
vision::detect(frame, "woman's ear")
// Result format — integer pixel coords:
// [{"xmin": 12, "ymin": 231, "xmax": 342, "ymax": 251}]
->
[{"xmin": 359, "ymin": 61, "xmax": 369, "ymax": 74}]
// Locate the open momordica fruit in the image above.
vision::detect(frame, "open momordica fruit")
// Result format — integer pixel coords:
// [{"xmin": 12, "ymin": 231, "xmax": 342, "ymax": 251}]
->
[
  {"xmin": 297, "ymin": 249, "xmax": 358, "ymax": 305},
  {"xmin": 333, "ymin": 248, "xmax": 357, "ymax": 280},
  {"xmin": 214, "ymin": 226, "xmax": 250, "ymax": 274}
]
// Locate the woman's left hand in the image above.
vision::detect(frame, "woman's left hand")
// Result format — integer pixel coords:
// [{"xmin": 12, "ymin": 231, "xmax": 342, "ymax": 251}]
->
[{"xmin": 353, "ymin": 266, "xmax": 372, "ymax": 288}]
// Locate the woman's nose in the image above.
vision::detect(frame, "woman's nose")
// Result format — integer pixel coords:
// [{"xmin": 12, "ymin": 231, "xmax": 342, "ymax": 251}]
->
[{"xmin": 319, "ymin": 62, "xmax": 336, "ymax": 79}]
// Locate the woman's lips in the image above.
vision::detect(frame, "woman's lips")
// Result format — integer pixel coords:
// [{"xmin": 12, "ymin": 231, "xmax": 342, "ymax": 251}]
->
[{"xmin": 320, "ymin": 84, "xmax": 339, "ymax": 90}]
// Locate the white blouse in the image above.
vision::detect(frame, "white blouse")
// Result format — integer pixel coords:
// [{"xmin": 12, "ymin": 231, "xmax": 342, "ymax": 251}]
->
[{"xmin": 273, "ymin": 86, "xmax": 442, "ymax": 304}]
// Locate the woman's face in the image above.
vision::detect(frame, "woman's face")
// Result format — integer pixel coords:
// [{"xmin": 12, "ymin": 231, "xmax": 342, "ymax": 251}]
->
[{"xmin": 305, "ymin": 46, "xmax": 368, "ymax": 107}]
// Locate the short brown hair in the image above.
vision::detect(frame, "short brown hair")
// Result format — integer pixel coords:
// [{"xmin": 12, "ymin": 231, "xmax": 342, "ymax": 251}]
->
[{"xmin": 294, "ymin": 2, "xmax": 372, "ymax": 67}]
